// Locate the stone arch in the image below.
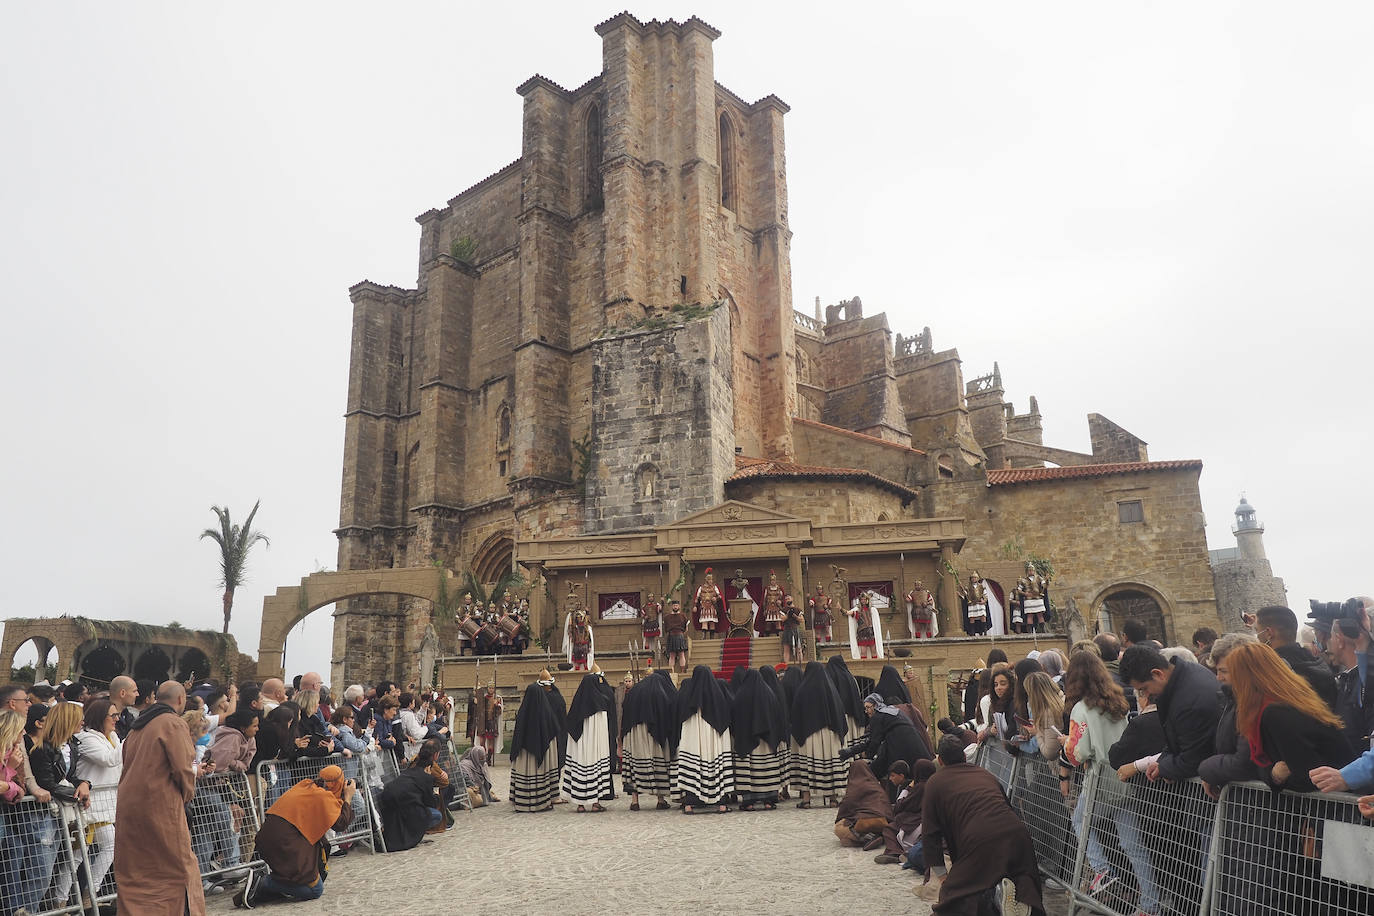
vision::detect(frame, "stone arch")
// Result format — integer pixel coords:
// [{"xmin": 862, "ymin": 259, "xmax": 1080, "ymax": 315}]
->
[
  {"xmin": 256, "ymin": 567, "xmax": 461, "ymax": 679},
  {"xmin": 1090, "ymin": 581, "xmax": 1173, "ymax": 644},
  {"xmin": 78, "ymin": 645, "xmax": 125, "ymax": 686},
  {"xmin": 133, "ymin": 646, "xmax": 172, "ymax": 682},
  {"xmin": 10, "ymin": 636, "xmax": 58, "ymax": 681},
  {"xmin": 176, "ymin": 647, "xmax": 212, "ymax": 683},
  {"xmin": 472, "ymin": 534, "xmax": 515, "ymax": 585}
]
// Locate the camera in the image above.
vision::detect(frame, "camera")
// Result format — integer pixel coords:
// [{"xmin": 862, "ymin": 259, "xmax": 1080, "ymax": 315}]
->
[{"xmin": 1309, "ymin": 597, "xmax": 1368, "ymax": 638}]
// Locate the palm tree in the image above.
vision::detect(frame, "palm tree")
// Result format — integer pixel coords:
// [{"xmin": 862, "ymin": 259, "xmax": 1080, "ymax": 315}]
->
[{"xmin": 200, "ymin": 501, "xmax": 271, "ymax": 634}]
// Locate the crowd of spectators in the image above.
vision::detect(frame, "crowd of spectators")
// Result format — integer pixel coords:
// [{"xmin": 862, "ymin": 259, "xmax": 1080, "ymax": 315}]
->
[{"xmin": 0, "ymin": 671, "xmax": 468, "ymax": 914}]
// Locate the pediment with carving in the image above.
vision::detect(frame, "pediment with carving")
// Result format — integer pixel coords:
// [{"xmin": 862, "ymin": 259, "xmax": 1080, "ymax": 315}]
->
[{"xmin": 656, "ymin": 500, "xmax": 811, "ymax": 551}]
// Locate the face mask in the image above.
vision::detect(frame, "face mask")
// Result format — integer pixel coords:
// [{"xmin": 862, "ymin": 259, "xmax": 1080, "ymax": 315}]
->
[{"xmin": 196, "ymin": 733, "xmax": 212, "ymax": 747}]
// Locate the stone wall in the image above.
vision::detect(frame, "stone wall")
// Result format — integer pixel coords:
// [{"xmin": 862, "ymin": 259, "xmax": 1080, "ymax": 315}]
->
[
  {"xmin": 1212, "ymin": 558, "xmax": 1288, "ymax": 634},
  {"xmin": 724, "ymin": 478, "xmax": 914, "ymax": 527},
  {"xmin": 929, "ymin": 467, "xmax": 1220, "ymax": 643},
  {"xmin": 1088, "ymin": 413, "xmax": 1149, "ymax": 463},
  {"xmin": 584, "ymin": 306, "xmax": 735, "ymax": 533}
]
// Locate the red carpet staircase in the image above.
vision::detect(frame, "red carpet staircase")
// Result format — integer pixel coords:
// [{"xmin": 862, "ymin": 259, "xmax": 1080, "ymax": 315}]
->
[{"xmin": 714, "ymin": 634, "xmax": 752, "ymax": 679}]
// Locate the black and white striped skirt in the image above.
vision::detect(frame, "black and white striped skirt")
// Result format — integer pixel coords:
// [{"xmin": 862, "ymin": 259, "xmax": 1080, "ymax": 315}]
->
[
  {"xmin": 734, "ymin": 742, "xmax": 787, "ymax": 800},
  {"xmin": 623, "ymin": 724, "xmax": 673, "ymax": 795},
  {"xmin": 561, "ymin": 711, "xmax": 614, "ymax": 804},
  {"xmin": 672, "ymin": 713, "xmax": 734, "ymax": 805},
  {"xmin": 789, "ymin": 729, "xmax": 847, "ymax": 795},
  {"xmin": 510, "ymin": 741, "xmax": 560, "ymax": 812}
]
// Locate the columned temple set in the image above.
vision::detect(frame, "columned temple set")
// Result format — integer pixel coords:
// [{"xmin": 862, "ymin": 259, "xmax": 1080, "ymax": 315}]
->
[{"xmin": 245, "ymin": 13, "xmax": 1287, "ymax": 717}]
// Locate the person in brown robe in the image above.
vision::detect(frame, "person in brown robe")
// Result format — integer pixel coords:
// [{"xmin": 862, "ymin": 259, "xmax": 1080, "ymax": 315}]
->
[
  {"xmin": 920, "ymin": 735, "xmax": 1046, "ymax": 916},
  {"xmin": 833, "ymin": 759, "xmax": 893, "ymax": 848},
  {"xmin": 114, "ymin": 680, "xmax": 206, "ymax": 916},
  {"xmin": 237, "ymin": 763, "xmax": 355, "ymax": 906}
]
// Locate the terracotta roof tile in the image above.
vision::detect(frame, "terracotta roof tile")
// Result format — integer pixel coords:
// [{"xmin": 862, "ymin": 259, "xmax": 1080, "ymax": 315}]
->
[
  {"xmin": 986, "ymin": 460, "xmax": 1203, "ymax": 486},
  {"xmin": 727, "ymin": 458, "xmax": 921, "ymax": 501}
]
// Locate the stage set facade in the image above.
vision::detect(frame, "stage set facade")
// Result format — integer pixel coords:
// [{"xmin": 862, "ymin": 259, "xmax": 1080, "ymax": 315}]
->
[{"xmin": 255, "ymin": 13, "xmax": 1222, "ymax": 704}]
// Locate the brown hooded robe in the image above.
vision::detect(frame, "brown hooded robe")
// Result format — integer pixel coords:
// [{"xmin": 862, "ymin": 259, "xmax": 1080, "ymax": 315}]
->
[
  {"xmin": 921, "ymin": 761, "xmax": 1045, "ymax": 916},
  {"xmin": 114, "ymin": 705, "xmax": 206, "ymax": 916}
]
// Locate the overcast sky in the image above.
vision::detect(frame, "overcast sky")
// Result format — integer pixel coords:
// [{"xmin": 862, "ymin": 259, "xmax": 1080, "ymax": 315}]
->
[{"xmin": 3, "ymin": 2, "xmax": 1369, "ymax": 682}]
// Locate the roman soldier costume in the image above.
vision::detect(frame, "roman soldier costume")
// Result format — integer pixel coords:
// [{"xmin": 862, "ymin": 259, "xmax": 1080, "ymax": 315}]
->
[
  {"xmin": 693, "ymin": 568, "xmax": 725, "ymax": 638},
  {"xmin": 755, "ymin": 570, "xmax": 786, "ymax": 636},
  {"xmin": 905, "ymin": 579, "xmax": 938, "ymax": 639},
  {"xmin": 565, "ymin": 608, "xmax": 595, "ymax": 671},
  {"xmin": 846, "ymin": 591, "xmax": 884, "ymax": 660},
  {"xmin": 809, "ymin": 585, "xmax": 833, "ymax": 642}
]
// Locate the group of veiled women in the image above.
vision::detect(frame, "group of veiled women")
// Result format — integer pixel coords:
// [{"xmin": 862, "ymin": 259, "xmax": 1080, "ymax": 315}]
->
[{"xmin": 506, "ymin": 656, "xmax": 935, "ymax": 818}]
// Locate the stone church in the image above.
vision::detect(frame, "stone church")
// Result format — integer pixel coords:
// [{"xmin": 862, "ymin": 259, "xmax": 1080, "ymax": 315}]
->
[{"xmin": 327, "ymin": 13, "xmax": 1221, "ymax": 687}]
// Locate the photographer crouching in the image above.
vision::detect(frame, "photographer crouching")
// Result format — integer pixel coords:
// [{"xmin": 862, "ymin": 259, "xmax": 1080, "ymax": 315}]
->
[{"xmin": 235, "ymin": 764, "xmax": 356, "ymax": 908}]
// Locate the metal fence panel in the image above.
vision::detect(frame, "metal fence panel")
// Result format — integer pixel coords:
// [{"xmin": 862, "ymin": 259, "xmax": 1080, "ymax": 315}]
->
[
  {"xmin": 1211, "ymin": 781, "xmax": 1374, "ymax": 916},
  {"xmin": 257, "ymin": 752, "xmax": 379, "ymax": 852},
  {"xmin": 0, "ymin": 797, "xmax": 93, "ymax": 916},
  {"xmin": 976, "ymin": 739, "xmax": 1018, "ymax": 796},
  {"xmin": 1012, "ymin": 750, "xmax": 1083, "ymax": 888},
  {"xmin": 434, "ymin": 738, "xmax": 472, "ymax": 812}
]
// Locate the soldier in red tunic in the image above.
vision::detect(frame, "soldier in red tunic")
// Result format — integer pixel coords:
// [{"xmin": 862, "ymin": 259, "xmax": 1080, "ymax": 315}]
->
[
  {"xmin": 693, "ymin": 568, "xmax": 725, "ymax": 639},
  {"xmin": 809, "ymin": 585, "xmax": 834, "ymax": 643},
  {"xmin": 755, "ymin": 569, "xmax": 787, "ymax": 636},
  {"xmin": 905, "ymin": 579, "xmax": 939, "ymax": 639},
  {"xmin": 640, "ymin": 591, "xmax": 663, "ymax": 658}
]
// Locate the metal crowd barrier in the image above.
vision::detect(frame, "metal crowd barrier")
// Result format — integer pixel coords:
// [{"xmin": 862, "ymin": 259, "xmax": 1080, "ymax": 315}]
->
[
  {"xmin": 256, "ymin": 751, "xmax": 382, "ymax": 853},
  {"xmin": 0, "ymin": 796, "xmax": 93, "ymax": 916},
  {"xmin": 974, "ymin": 745, "xmax": 1374, "ymax": 916}
]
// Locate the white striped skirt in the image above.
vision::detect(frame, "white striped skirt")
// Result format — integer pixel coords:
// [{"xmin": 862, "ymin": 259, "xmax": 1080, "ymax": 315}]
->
[
  {"xmin": 510, "ymin": 741, "xmax": 560, "ymax": 812},
  {"xmin": 671, "ymin": 713, "xmax": 734, "ymax": 805},
  {"xmin": 789, "ymin": 728, "xmax": 847, "ymax": 794},
  {"xmin": 733, "ymin": 742, "xmax": 787, "ymax": 796},
  {"xmin": 561, "ymin": 711, "xmax": 614, "ymax": 804},
  {"xmin": 623, "ymin": 724, "xmax": 673, "ymax": 796}
]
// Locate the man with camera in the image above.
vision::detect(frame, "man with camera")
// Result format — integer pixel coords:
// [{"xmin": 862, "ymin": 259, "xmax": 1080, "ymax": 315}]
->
[
  {"xmin": 236, "ymin": 763, "xmax": 357, "ymax": 908},
  {"xmin": 1307, "ymin": 597, "xmax": 1374, "ymax": 754}
]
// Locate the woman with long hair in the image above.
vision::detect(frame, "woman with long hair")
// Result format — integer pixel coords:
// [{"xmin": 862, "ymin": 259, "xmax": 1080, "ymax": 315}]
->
[
  {"xmin": 1226, "ymin": 642, "xmax": 1354, "ymax": 791},
  {"xmin": 977, "ymin": 663, "xmax": 1017, "ymax": 742},
  {"xmin": 74, "ymin": 699, "xmax": 123, "ymax": 900},
  {"xmin": 29, "ymin": 701, "xmax": 90, "ymax": 909},
  {"xmin": 0, "ymin": 708, "xmax": 46, "ymax": 913},
  {"xmin": 294, "ymin": 690, "xmax": 337, "ymax": 759},
  {"xmin": 1021, "ymin": 672, "xmax": 1064, "ymax": 759},
  {"xmin": 967, "ymin": 648, "xmax": 1009, "ymax": 725},
  {"xmin": 1060, "ymin": 650, "xmax": 1132, "ymax": 904}
]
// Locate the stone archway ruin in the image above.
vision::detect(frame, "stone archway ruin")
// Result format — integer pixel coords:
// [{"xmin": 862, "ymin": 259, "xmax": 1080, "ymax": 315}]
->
[
  {"xmin": 0, "ymin": 617, "xmax": 248, "ymax": 688},
  {"xmin": 255, "ymin": 566, "xmax": 460, "ymax": 684}
]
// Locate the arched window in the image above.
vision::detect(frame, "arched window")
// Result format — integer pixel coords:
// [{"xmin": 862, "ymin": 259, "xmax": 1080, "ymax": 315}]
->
[
  {"xmin": 585, "ymin": 104, "xmax": 603, "ymax": 210},
  {"xmin": 718, "ymin": 110, "xmax": 735, "ymax": 211}
]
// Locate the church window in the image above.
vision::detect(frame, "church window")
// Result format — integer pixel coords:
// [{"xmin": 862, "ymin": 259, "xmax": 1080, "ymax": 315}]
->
[
  {"xmin": 1118, "ymin": 500, "xmax": 1144, "ymax": 524},
  {"xmin": 498, "ymin": 405, "xmax": 511, "ymax": 449},
  {"xmin": 718, "ymin": 111, "xmax": 736, "ymax": 211},
  {"xmin": 585, "ymin": 104, "xmax": 603, "ymax": 210}
]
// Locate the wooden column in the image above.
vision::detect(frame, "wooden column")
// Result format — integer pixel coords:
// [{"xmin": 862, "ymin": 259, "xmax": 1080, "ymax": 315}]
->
[
  {"xmin": 525, "ymin": 562, "xmax": 548, "ymax": 641},
  {"xmin": 938, "ymin": 542, "xmax": 959, "ymax": 637},
  {"xmin": 666, "ymin": 549, "xmax": 683, "ymax": 603}
]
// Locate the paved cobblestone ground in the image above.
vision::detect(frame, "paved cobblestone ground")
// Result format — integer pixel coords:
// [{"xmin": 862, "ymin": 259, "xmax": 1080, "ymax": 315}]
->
[{"xmin": 206, "ymin": 765, "xmax": 947, "ymax": 915}]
